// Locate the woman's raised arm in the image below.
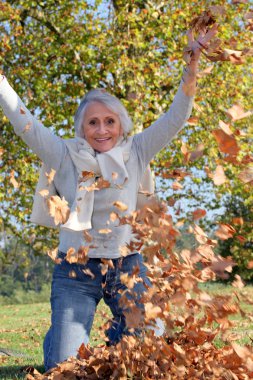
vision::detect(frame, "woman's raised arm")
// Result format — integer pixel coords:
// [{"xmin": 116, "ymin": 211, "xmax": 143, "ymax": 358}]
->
[
  {"xmin": 0, "ymin": 75, "xmax": 66, "ymax": 170},
  {"xmin": 133, "ymin": 25, "xmax": 218, "ymax": 173}
]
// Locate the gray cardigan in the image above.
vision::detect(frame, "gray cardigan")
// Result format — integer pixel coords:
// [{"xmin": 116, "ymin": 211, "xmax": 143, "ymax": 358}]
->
[{"xmin": 0, "ymin": 77, "xmax": 193, "ymax": 258}]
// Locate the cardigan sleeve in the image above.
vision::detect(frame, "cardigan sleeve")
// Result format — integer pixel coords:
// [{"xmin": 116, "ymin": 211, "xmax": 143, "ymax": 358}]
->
[
  {"xmin": 0, "ymin": 76, "xmax": 66, "ymax": 170},
  {"xmin": 132, "ymin": 81, "xmax": 194, "ymax": 174}
]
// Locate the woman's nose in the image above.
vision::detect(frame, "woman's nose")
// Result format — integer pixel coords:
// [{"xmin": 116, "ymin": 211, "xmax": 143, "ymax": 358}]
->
[{"xmin": 97, "ymin": 122, "xmax": 107, "ymax": 134}]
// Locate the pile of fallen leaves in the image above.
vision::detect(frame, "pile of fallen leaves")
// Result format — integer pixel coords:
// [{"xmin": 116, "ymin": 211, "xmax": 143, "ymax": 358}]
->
[{"xmin": 28, "ymin": 196, "xmax": 253, "ymax": 379}]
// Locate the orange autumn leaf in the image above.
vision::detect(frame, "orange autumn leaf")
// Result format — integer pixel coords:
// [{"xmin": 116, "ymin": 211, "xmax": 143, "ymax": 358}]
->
[
  {"xmin": 47, "ymin": 195, "xmax": 70, "ymax": 225},
  {"xmin": 232, "ymin": 274, "xmax": 245, "ymax": 289},
  {"xmin": 78, "ymin": 343, "xmax": 93, "ymax": 360},
  {"xmin": 238, "ymin": 166, "xmax": 253, "ymax": 184},
  {"xmin": 215, "ymin": 223, "xmax": 236, "ymax": 240},
  {"xmin": 145, "ymin": 302, "xmax": 162, "ymax": 319},
  {"xmin": 113, "ymin": 201, "xmax": 128, "ymax": 211},
  {"xmin": 39, "ymin": 189, "xmax": 49, "ymax": 197},
  {"xmin": 172, "ymin": 181, "xmax": 183, "ymax": 190},
  {"xmin": 22, "ymin": 122, "xmax": 32, "ymax": 133},
  {"xmin": 45, "ymin": 168, "xmax": 56, "ymax": 185},
  {"xmin": 10, "ymin": 170, "xmax": 19, "ymax": 189},
  {"xmin": 20, "ymin": 106, "xmax": 26, "ymax": 114},
  {"xmin": 219, "ymin": 120, "xmax": 233, "ymax": 135},
  {"xmin": 226, "ymin": 104, "xmax": 252, "ymax": 121},
  {"xmin": 212, "ymin": 129, "xmax": 239, "ymax": 156},
  {"xmin": 213, "ymin": 165, "xmax": 227, "ymax": 186},
  {"xmin": 192, "ymin": 209, "xmax": 207, "ymax": 220}
]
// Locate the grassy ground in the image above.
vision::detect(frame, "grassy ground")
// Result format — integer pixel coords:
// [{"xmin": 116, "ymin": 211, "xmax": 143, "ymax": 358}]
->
[{"xmin": 0, "ymin": 284, "xmax": 252, "ymax": 379}]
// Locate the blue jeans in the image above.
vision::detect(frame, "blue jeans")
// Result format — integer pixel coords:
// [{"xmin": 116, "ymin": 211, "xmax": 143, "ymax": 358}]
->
[{"xmin": 43, "ymin": 252, "xmax": 151, "ymax": 370}]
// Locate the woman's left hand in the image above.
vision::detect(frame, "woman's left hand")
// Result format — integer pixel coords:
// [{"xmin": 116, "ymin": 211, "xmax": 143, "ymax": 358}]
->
[
  {"xmin": 184, "ymin": 23, "xmax": 219, "ymax": 74},
  {"xmin": 182, "ymin": 23, "xmax": 219, "ymax": 95}
]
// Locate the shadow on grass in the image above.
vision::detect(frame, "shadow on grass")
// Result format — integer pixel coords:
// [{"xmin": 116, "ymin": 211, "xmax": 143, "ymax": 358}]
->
[{"xmin": 0, "ymin": 365, "xmax": 45, "ymax": 379}]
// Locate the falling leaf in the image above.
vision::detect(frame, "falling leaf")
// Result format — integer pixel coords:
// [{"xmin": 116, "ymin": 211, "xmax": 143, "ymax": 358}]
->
[
  {"xmin": 69, "ymin": 270, "xmax": 76, "ymax": 278},
  {"xmin": 238, "ymin": 166, "xmax": 253, "ymax": 184},
  {"xmin": 213, "ymin": 165, "xmax": 227, "ymax": 186},
  {"xmin": 80, "ymin": 170, "xmax": 95, "ymax": 182},
  {"xmin": 113, "ymin": 201, "xmax": 128, "ymax": 211},
  {"xmin": 39, "ymin": 189, "xmax": 49, "ymax": 197},
  {"xmin": 226, "ymin": 104, "xmax": 252, "ymax": 121},
  {"xmin": 232, "ymin": 274, "xmax": 245, "ymax": 289},
  {"xmin": 47, "ymin": 195, "xmax": 70, "ymax": 225},
  {"xmin": 212, "ymin": 129, "xmax": 240, "ymax": 156},
  {"xmin": 78, "ymin": 343, "xmax": 93, "ymax": 360},
  {"xmin": 197, "ymin": 65, "xmax": 214, "ymax": 78},
  {"xmin": 232, "ymin": 217, "xmax": 244, "ymax": 225},
  {"xmin": 172, "ymin": 181, "xmax": 183, "ymax": 190},
  {"xmin": 120, "ymin": 272, "xmax": 135, "ymax": 289},
  {"xmin": 20, "ymin": 106, "xmax": 26, "ymax": 114},
  {"xmin": 190, "ymin": 10, "xmax": 216, "ymax": 33},
  {"xmin": 219, "ymin": 120, "xmax": 233, "ymax": 135},
  {"xmin": 192, "ymin": 209, "xmax": 207, "ymax": 220},
  {"xmin": 215, "ymin": 223, "xmax": 236, "ymax": 240},
  {"xmin": 98, "ymin": 228, "xmax": 112, "ymax": 234},
  {"xmin": 10, "ymin": 170, "xmax": 19, "ymax": 189},
  {"xmin": 187, "ymin": 116, "xmax": 199, "ymax": 125},
  {"xmin": 124, "ymin": 305, "xmax": 143, "ymax": 328},
  {"xmin": 247, "ymin": 261, "xmax": 253, "ymax": 269},
  {"xmin": 82, "ymin": 268, "xmax": 95, "ymax": 279},
  {"xmin": 145, "ymin": 302, "xmax": 162, "ymax": 319},
  {"xmin": 0, "ymin": 147, "xmax": 4, "ymax": 157},
  {"xmin": 83, "ymin": 230, "xmax": 93, "ymax": 242},
  {"xmin": 22, "ymin": 122, "xmax": 32, "ymax": 133},
  {"xmin": 47, "ymin": 247, "xmax": 61, "ymax": 264},
  {"xmin": 45, "ymin": 168, "xmax": 56, "ymax": 185}
]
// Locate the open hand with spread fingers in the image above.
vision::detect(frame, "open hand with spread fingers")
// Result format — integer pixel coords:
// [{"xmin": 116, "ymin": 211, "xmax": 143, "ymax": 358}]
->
[{"xmin": 182, "ymin": 23, "xmax": 219, "ymax": 95}]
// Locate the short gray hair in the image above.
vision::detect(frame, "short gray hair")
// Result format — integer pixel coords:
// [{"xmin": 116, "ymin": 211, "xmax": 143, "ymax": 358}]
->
[{"xmin": 74, "ymin": 89, "xmax": 133, "ymax": 138}]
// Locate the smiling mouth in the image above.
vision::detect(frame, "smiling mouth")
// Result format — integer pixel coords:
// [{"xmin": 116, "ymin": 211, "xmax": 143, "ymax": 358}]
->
[{"xmin": 95, "ymin": 138, "xmax": 111, "ymax": 142}]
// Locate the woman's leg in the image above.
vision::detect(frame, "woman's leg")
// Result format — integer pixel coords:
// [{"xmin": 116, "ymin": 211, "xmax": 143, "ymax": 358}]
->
[
  {"xmin": 43, "ymin": 258, "xmax": 103, "ymax": 371},
  {"xmin": 103, "ymin": 253, "xmax": 151, "ymax": 345}
]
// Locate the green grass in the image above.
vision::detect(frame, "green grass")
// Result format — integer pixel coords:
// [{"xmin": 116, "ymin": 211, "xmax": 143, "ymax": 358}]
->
[{"xmin": 0, "ymin": 284, "xmax": 252, "ymax": 379}]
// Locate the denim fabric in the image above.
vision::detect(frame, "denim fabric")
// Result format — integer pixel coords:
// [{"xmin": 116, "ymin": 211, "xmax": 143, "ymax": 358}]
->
[{"xmin": 43, "ymin": 252, "xmax": 151, "ymax": 370}]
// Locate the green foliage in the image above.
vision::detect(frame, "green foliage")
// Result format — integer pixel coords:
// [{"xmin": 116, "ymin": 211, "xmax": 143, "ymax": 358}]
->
[
  {"xmin": 0, "ymin": 1, "xmax": 252, "ymax": 276},
  {"xmin": 217, "ymin": 196, "xmax": 253, "ymax": 280}
]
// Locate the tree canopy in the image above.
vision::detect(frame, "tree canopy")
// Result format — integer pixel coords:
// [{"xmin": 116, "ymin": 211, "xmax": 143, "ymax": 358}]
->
[{"xmin": 0, "ymin": 0, "xmax": 252, "ymax": 277}]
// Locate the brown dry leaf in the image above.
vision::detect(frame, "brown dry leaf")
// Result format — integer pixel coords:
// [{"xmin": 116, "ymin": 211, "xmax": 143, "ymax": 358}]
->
[
  {"xmin": 192, "ymin": 208, "xmax": 206, "ymax": 220},
  {"xmin": 145, "ymin": 302, "xmax": 162, "ymax": 319},
  {"xmin": 232, "ymin": 217, "xmax": 244, "ymax": 226},
  {"xmin": 20, "ymin": 106, "xmax": 26, "ymax": 114},
  {"xmin": 238, "ymin": 166, "xmax": 253, "ymax": 184},
  {"xmin": 77, "ymin": 246, "xmax": 89, "ymax": 265},
  {"xmin": 98, "ymin": 228, "xmax": 112, "ymax": 234},
  {"xmin": 22, "ymin": 122, "xmax": 32, "ymax": 133},
  {"xmin": 10, "ymin": 170, "xmax": 19, "ymax": 189},
  {"xmin": 172, "ymin": 181, "xmax": 183, "ymax": 190},
  {"xmin": 83, "ymin": 230, "xmax": 93, "ymax": 242},
  {"xmin": 39, "ymin": 189, "xmax": 49, "ymax": 197},
  {"xmin": 181, "ymin": 142, "xmax": 204, "ymax": 163},
  {"xmin": 120, "ymin": 273, "xmax": 135, "ymax": 289},
  {"xmin": 66, "ymin": 247, "xmax": 76, "ymax": 263},
  {"xmin": 47, "ymin": 195, "xmax": 70, "ymax": 225},
  {"xmin": 197, "ymin": 65, "xmax": 214, "ymax": 78},
  {"xmin": 0, "ymin": 147, "xmax": 4, "ymax": 157},
  {"xmin": 113, "ymin": 201, "xmax": 128, "ymax": 211},
  {"xmin": 232, "ymin": 274, "xmax": 245, "ymax": 289},
  {"xmin": 219, "ymin": 120, "xmax": 233, "ymax": 135},
  {"xmin": 210, "ymin": 255, "xmax": 235, "ymax": 276},
  {"xmin": 215, "ymin": 223, "xmax": 236, "ymax": 240},
  {"xmin": 77, "ymin": 343, "xmax": 93, "ymax": 360},
  {"xmin": 247, "ymin": 261, "xmax": 253, "ymax": 269},
  {"xmin": 212, "ymin": 129, "xmax": 240, "ymax": 156},
  {"xmin": 226, "ymin": 104, "xmax": 252, "ymax": 121},
  {"xmin": 82, "ymin": 268, "xmax": 95, "ymax": 279},
  {"xmin": 124, "ymin": 305, "xmax": 143, "ymax": 328},
  {"xmin": 190, "ymin": 10, "xmax": 216, "ymax": 33},
  {"xmin": 80, "ymin": 170, "xmax": 95, "ymax": 182},
  {"xmin": 47, "ymin": 247, "xmax": 62, "ymax": 264},
  {"xmin": 69, "ymin": 270, "xmax": 77, "ymax": 278},
  {"xmin": 187, "ymin": 116, "xmax": 199, "ymax": 125},
  {"xmin": 45, "ymin": 168, "xmax": 56, "ymax": 185},
  {"xmin": 213, "ymin": 165, "xmax": 227, "ymax": 186}
]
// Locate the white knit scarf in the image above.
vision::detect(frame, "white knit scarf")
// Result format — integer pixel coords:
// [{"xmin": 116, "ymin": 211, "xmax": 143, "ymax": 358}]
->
[{"xmin": 62, "ymin": 136, "xmax": 135, "ymax": 231}]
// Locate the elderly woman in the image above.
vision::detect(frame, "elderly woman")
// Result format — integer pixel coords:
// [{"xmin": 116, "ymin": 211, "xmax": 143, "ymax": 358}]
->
[{"xmin": 0, "ymin": 27, "xmax": 217, "ymax": 370}]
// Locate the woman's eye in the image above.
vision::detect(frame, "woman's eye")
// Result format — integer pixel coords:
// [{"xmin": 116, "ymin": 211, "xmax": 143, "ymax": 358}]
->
[
  {"xmin": 107, "ymin": 118, "xmax": 115, "ymax": 125},
  {"xmin": 89, "ymin": 120, "xmax": 96, "ymax": 126}
]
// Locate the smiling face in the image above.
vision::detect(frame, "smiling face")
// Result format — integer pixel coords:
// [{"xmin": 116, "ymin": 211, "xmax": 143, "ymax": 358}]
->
[{"xmin": 82, "ymin": 101, "xmax": 123, "ymax": 153}]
